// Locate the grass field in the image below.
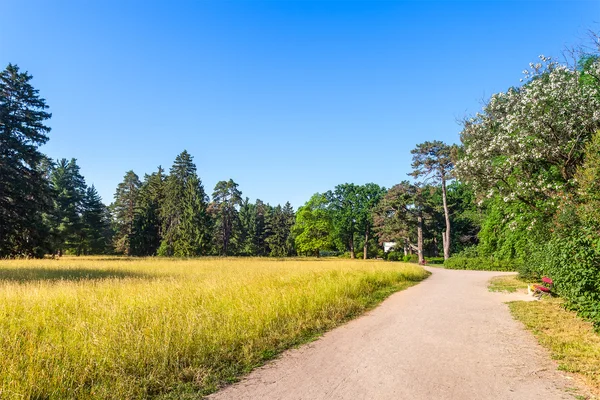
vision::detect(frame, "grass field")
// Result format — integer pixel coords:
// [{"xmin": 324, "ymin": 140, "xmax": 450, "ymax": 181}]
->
[{"xmin": 0, "ymin": 257, "xmax": 428, "ymax": 399}]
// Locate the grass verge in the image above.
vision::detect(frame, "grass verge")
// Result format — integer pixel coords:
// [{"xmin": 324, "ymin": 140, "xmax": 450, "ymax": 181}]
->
[
  {"xmin": 509, "ymin": 298, "xmax": 600, "ymax": 397},
  {"xmin": 0, "ymin": 257, "xmax": 428, "ymax": 399},
  {"xmin": 488, "ymin": 275, "xmax": 528, "ymax": 293}
]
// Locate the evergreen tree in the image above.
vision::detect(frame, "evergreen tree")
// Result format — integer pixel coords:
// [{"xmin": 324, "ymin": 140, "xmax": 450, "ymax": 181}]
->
[
  {"xmin": 159, "ymin": 151, "xmax": 210, "ymax": 256},
  {"xmin": 211, "ymin": 179, "xmax": 242, "ymax": 255},
  {"xmin": 238, "ymin": 197, "xmax": 255, "ymax": 255},
  {"xmin": 131, "ymin": 167, "xmax": 165, "ymax": 256},
  {"xmin": 410, "ymin": 141, "xmax": 456, "ymax": 259},
  {"xmin": 82, "ymin": 185, "xmax": 111, "ymax": 254},
  {"xmin": 48, "ymin": 158, "xmax": 87, "ymax": 255},
  {"xmin": 266, "ymin": 203, "xmax": 295, "ymax": 257},
  {"xmin": 112, "ymin": 170, "xmax": 141, "ymax": 255},
  {"xmin": 173, "ymin": 175, "xmax": 211, "ymax": 256},
  {"xmin": 0, "ymin": 64, "xmax": 53, "ymax": 257}
]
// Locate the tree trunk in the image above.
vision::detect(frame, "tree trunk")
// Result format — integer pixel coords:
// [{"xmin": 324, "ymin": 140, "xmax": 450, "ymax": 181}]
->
[
  {"xmin": 433, "ymin": 235, "xmax": 439, "ymax": 257},
  {"xmin": 417, "ymin": 213, "xmax": 424, "ymax": 264},
  {"xmin": 363, "ymin": 227, "xmax": 369, "ymax": 260},
  {"xmin": 349, "ymin": 236, "xmax": 355, "ymax": 259},
  {"xmin": 441, "ymin": 175, "xmax": 451, "ymax": 260},
  {"xmin": 441, "ymin": 232, "xmax": 446, "ymax": 257}
]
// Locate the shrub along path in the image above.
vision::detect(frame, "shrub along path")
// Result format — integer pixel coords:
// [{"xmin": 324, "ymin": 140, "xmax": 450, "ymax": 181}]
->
[{"xmin": 210, "ymin": 267, "xmax": 591, "ymax": 400}]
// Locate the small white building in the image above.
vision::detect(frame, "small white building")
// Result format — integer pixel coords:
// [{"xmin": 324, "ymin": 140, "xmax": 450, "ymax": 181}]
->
[{"xmin": 383, "ymin": 242, "xmax": 397, "ymax": 253}]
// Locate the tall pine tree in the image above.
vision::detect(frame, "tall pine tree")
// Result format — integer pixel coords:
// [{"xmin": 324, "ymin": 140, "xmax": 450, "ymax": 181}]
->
[
  {"xmin": 211, "ymin": 179, "xmax": 242, "ymax": 255},
  {"xmin": 159, "ymin": 151, "xmax": 210, "ymax": 256},
  {"xmin": 0, "ymin": 64, "xmax": 53, "ymax": 257},
  {"xmin": 266, "ymin": 202, "xmax": 296, "ymax": 257},
  {"xmin": 48, "ymin": 158, "xmax": 87, "ymax": 255},
  {"xmin": 112, "ymin": 170, "xmax": 141, "ymax": 255},
  {"xmin": 82, "ymin": 185, "xmax": 111, "ymax": 254},
  {"xmin": 131, "ymin": 167, "xmax": 165, "ymax": 256}
]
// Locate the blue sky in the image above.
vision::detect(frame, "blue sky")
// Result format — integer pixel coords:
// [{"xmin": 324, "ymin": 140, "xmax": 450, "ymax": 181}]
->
[{"xmin": 2, "ymin": 1, "xmax": 598, "ymax": 207}]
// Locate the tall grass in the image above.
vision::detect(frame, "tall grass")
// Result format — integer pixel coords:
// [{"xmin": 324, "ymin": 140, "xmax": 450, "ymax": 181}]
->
[{"xmin": 0, "ymin": 257, "xmax": 428, "ymax": 399}]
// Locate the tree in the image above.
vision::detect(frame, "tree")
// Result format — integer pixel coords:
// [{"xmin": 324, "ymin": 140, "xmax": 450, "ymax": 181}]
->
[
  {"xmin": 81, "ymin": 185, "xmax": 111, "ymax": 254},
  {"xmin": 326, "ymin": 184, "xmax": 361, "ymax": 258},
  {"xmin": 372, "ymin": 182, "xmax": 428, "ymax": 263},
  {"xmin": 131, "ymin": 167, "xmax": 165, "ymax": 256},
  {"xmin": 294, "ymin": 194, "xmax": 333, "ymax": 257},
  {"xmin": 112, "ymin": 170, "xmax": 141, "ymax": 255},
  {"xmin": 266, "ymin": 202, "xmax": 295, "ymax": 257},
  {"xmin": 238, "ymin": 198, "xmax": 272, "ymax": 256},
  {"xmin": 457, "ymin": 56, "xmax": 600, "ymax": 215},
  {"xmin": 174, "ymin": 175, "xmax": 211, "ymax": 256},
  {"xmin": 0, "ymin": 64, "xmax": 53, "ymax": 257},
  {"xmin": 159, "ymin": 151, "xmax": 210, "ymax": 256},
  {"xmin": 355, "ymin": 183, "xmax": 386, "ymax": 259},
  {"xmin": 411, "ymin": 140, "xmax": 455, "ymax": 260},
  {"xmin": 211, "ymin": 179, "xmax": 242, "ymax": 255},
  {"xmin": 48, "ymin": 158, "xmax": 87, "ymax": 255}
]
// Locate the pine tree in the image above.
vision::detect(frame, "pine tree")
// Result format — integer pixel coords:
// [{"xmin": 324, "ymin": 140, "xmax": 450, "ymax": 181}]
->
[
  {"xmin": 112, "ymin": 170, "xmax": 141, "ymax": 255},
  {"xmin": 131, "ymin": 167, "xmax": 164, "ymax": 256},
  {"xmin": 48, "ymin": 158, "xmax": 87, "ymax": 255},
  {"xmin": 82, "ymin": 185, "xmax": 111, "ymax": 254},
  {"xmin": 159, "ymin": 151, "xmax": 210, "ymax": 256},
  {"xmin": 211, "ymin": 179, "xmax": 242, "ymax": 255},
  {"xmin": 0, "ymin": 64, "xmax": 53, "ymax": 257},
  {"xmin": 266, "ymin": 202, "xmax": 296, "ymax": 257}
]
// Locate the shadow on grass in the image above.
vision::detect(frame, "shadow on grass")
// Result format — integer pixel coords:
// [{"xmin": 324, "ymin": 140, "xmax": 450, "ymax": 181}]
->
[{"xmin": 0, "ymin": 268, "xmax": 155, "ymax": 283}]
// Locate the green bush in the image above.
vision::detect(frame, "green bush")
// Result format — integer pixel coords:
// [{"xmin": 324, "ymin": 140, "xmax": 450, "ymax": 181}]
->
[
  {"xmin": 387, "ymin": 251, "xmax": 401, "ymax": 261},
  {"xmin": 532, "ymin": 231, "xmax": 600, "ymax": 327},
  {"xmin": 444, "ymin": 256, "xmax": 516, "ymax": 271},
  {"xmin": 402, "ymin": 254, "xmax": 419, "ymax": 263},
  {"xmin": 425, "ymin": 257, "xmax": 445, "ymax": 265}
]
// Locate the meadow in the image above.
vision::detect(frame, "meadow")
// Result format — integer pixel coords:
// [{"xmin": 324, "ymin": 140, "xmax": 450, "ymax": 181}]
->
[{"xmin": 0, "ymin": 257, "xmax": 428, "ymax": 399}]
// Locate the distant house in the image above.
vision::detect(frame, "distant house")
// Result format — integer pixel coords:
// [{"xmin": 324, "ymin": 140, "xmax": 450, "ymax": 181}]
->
[{"xmin": 383, "ymin": 242, "xmax": 396, "ymax": 253}]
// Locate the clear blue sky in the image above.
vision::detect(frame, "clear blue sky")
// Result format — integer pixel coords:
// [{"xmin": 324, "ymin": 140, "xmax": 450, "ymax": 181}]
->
[{"xmin": 2, "ymin": 1, "xmax": 598, "ymax": 208}]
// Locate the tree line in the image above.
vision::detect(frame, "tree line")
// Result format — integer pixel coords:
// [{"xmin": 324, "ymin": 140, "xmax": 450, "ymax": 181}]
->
[{"xmin": 1, "ymin": 63, "xmax": 478, "ymax": 259}]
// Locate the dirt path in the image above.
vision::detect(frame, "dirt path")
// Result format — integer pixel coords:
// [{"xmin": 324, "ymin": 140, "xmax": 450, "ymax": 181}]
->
[{"xmin": 209, "ymin": 267, "xmax": 588, "ymax": 400}]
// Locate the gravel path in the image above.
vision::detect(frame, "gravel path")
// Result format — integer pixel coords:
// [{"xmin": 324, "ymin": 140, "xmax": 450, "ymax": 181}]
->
[{"xmin": 209, "ymin": 267, "xmax": 588, "ymax": 400}]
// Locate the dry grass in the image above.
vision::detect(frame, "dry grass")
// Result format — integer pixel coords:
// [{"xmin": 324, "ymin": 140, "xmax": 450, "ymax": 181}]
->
[
  {"xmin": 0, "ymin": 257, "xmax": 428, "ymax": 399},
  {"xmin": 509, "ymin": 298, "xmax": 600, "ymax": 397}
]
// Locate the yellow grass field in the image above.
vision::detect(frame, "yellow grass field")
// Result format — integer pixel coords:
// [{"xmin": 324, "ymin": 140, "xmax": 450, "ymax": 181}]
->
[{"xmin": 0, "ymin": 257, "xmax": 428, "ymax": 399}]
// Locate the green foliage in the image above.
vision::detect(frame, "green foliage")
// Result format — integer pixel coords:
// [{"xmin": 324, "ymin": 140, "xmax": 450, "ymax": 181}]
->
[
  {"xmin": 81, "ymin": 185, "xmax": 111, "ymax": 254},
  {"xmin": 159, "ymin": 151, "xmax": 211, "ymax": 257},
  {"xmin": 386, "ymin": 251, "xmax": 402, "ymax": 261},
  {"xmin": 48, "ymin": 158, "xmax": 87, "ymax": 254},
  {"xmin": 294, "ymin": 193, "xmax": 334, "ymax": 256},
  {"xmin": 266, "ymin": 202, "xmax": 296, "ymax": 257},
  {"xmin": 425, "ymin": 257, "xmax": 445, "ymax": 265},
  {"xmin": 111, "ymin": 170, "xmax": 141, "ymax": 255},
  {"xmin": 531, "ymin": 232, "xmax": 600, "ymax": 327},
  {"xmin": 444, "ymin": 256, "xmax": 516, "ymax": 271},
  {"xmin": 402, "ymin": 254, "xmax": 418, "ymax": 263},
  {"xmin": 411, "ymin": 140, "xmax": 456, "ymax": 259},
  {"xmin": 131, "ymin": 167, "xmax": 165, "ymax": 256},
  {"xmin": 0, "ymin": 64, "xmax": 53, "ymax": 257},
  {"xmin": 211, "ymin": 179, "xmax": 242, "ymax": 256}
]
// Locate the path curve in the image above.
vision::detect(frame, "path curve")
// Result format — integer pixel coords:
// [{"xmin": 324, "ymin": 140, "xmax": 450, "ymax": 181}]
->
[{"xmin": 209, "ymin": 267, "xmax": 587, "ymax": 400}]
